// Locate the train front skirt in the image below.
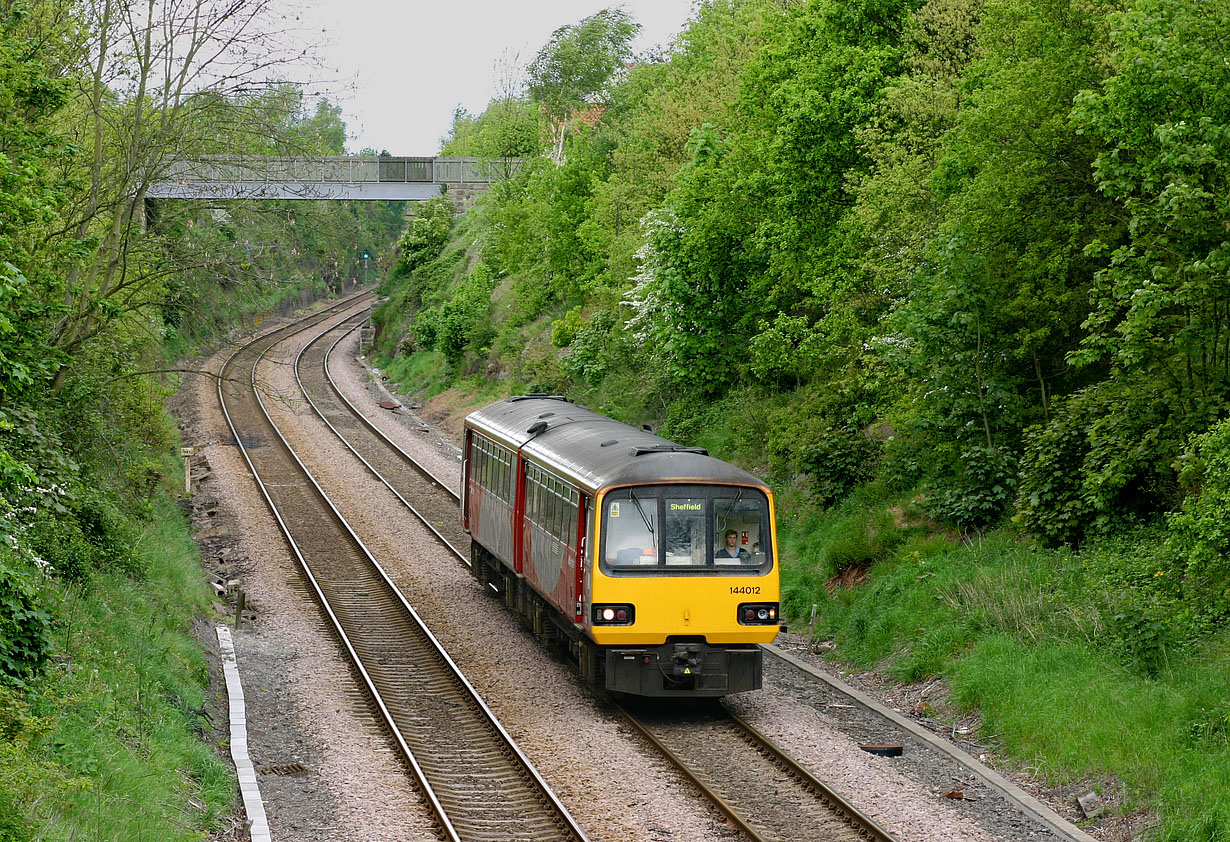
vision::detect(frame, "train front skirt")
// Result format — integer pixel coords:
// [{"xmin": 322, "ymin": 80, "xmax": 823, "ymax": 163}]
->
[{"xmin": 605, "ymin": 638, "xmax": 763, "ymax": 697}]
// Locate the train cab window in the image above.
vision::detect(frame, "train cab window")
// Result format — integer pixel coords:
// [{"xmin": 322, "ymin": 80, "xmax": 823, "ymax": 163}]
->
[
  {"xmin": 665, "ymin": 498, "xmax": 706, "ymax": 566},
  {"xmin": 604, "ymin": 495, "xmax": 658, "ymax": 567},
  {"xmin": 714, "ymin": 495, "xmax": 768, "ymax": 567},
  {"xmin": 601, "ymin": 486, "xmax": 772, "ymax": 575}
]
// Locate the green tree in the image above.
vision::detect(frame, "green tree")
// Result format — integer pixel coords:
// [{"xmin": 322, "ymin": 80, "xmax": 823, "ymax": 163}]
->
[
  {"xmin": 884, "ymin": 0, "xmax": 1121, "ymax": 526},
  {"xmin": 1013, "ymin": 0, "xmax": 1230, "ymax": 543},
  {"xmin": 526, "ymin": 8, "xmax": 640, "ymax": 163},
  {"xmin": 582, "ymin": 0, "xmax": 780, "ymax": 290},
  {"xmin": 392, "ymin": 196, "xmax": 455, "ymax": 285},
  {"xmin": 441, "ymin": 99, "xmax": 539, "ymax": 164},
  {"xmin": 0, "ymin": 4, "xmax": 73, "ymax": 407},
  {"xmin": 624, "ymin": 124, "xmax": 764, "ymax": 396},
  {"xmin": 1071, "ymin": 0, "xmax": 1230, "ymax": 424}
]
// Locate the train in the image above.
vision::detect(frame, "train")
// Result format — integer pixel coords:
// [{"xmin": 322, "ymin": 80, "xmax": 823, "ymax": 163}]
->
[{"xmin": 462, "ymin": 395, "xmax": 782, "ymax": 697}]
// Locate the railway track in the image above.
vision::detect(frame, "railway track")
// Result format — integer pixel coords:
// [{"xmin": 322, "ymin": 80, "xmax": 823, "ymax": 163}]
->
[
  {"xmin": 217, "ymin": 296, "xmax": 588, "ymax": 842},
  {"xmin": 618, "ymin": 701, "xmax": 893, "ymax": 842},
  {"xmin": 294, "ymin": 314, "xmax": 470, "ymax": 557},
  {"xmin": 287, "ymin": 306, "xmax": 902, "ymax": 842}
]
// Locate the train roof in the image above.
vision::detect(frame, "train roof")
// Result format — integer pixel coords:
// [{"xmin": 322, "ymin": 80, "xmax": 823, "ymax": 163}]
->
[{"xmin": 464, "ymin": 396, "xmax": 768, "ymax": 493}]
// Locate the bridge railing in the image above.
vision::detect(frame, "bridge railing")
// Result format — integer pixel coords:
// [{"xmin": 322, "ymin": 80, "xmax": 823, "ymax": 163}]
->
[{"xmin": 159, "ymin": 156, "xmax": 511, "ymax": 185}]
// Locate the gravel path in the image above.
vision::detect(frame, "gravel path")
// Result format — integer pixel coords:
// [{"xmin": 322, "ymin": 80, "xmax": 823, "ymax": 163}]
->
[{"xmin": 178, "ymin": 307, "xmax": 1108, "ymax": 842}]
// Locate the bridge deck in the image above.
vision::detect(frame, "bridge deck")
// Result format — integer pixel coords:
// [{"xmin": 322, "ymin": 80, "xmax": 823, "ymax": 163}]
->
[{"xmin": 147, "ymin": 156, "xmax": 511, "ymax": 201}]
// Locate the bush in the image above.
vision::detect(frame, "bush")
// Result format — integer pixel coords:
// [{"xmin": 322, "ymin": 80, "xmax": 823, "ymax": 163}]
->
[
  {"xmin": 1015, "ymin": 392, "xmax": 1098, "ymax": 546},
  {"xmin": 1017, "ymin": 381, "xmax": 1185, "ymax": 546},
  {"xmin": 393, "ymin": 195, "xmax": 455, "ymax": 276},
  {"xmin": 1168, "ymin": 418, "xmax": 1230, "ymax": 617},
  {"xmin": 926, "ymin": 445, "xmax": 1017, "ymax": 531},
  {"xmin": 72, "ymin": 492, "xmax": 140, "ymax": 577},
  {"xmin": 560, "ymin": 309, "xmax": 618, "ymax": 387},
  {"xmin": 826, "ymin": 508, "xmax": 904, "ymax": 573},
  {"xmin": 28, "ymin": 490, "xmax": 139, "ymax": 583},
  {"xmin": 0, "ymin": 555, "xmax": 50, "ymax": 688},
  {"xmin": 408, "ymin": 262, "xmax": 497, "ymax": 366},
  {"xmin": 0, "ymin": 792, "xmax": 31, "ymax": 842},
  {"xmin": 798, "ymin": 428, "xmax": 880, "ymax": 508}
]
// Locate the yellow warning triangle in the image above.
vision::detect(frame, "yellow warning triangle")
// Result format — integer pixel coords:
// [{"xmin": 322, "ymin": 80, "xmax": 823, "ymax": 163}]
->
[{"xmin": 684, "ymin": 668, "xmax": 692, "ymax": 674}]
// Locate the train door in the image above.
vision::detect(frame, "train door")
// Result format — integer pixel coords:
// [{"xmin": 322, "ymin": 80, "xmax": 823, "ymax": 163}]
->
[
  {"xmin": 512, "ymin": 454, "xmax": 527, "ymax": 575},
  {"xmin": 573, "ymin": 495, "xmax": 588, "ymax": 623}
]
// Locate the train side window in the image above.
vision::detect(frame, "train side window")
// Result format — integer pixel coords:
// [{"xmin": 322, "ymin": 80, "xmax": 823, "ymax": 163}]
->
[
  {"xmin": 552, "ymin": 488, "xmax": 564, "ymax": 540},
  {"xmin": 544, "ymin": 475, "xmax": 552, "ymax": 531},
  {"xmin": 544, "ymin": 476, "xmax": 552, "ymax": 528},
  {"xmin": 544, "ymin": 483, "xmax": 552, "ymax": 529},
  {"xmin": 566, "ymin": 489, "xmax": 579, "ymax": 547}
]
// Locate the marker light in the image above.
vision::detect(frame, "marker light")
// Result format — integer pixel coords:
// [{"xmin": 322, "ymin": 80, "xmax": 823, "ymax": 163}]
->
[
  {"xmin": 592, "ymin": 604, "xmax": 635, "ymax": 625},
  {"xmin": 737, "ymin": 603, "xmax": 779, "ymax": 625}
]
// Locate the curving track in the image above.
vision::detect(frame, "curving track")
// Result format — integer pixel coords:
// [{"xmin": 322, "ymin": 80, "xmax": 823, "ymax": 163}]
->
[
  {"xmin": 294, "ymin": 315, "xmax": 469, "ymax": 557},
  {"xmin": 217, "ymin": 295, "xmax": 588, "ymax": 842},
  {"xmin": 286, "ymin": 305, "xmax": 903, "ymax": 842}
]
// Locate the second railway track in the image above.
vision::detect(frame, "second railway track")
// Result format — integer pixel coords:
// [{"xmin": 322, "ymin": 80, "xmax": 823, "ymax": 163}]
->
[{"xmin": 618, "ymin": 701, "xmax": 893, "ymax": 842}]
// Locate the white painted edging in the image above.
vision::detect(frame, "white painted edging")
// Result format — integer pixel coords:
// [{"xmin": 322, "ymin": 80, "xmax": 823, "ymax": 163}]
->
[
  {"xmin": 765, "ymin": 643, "xmax": 1099, "ymax": 842},
  {"xmin": 217, "ymin": 625, "xmax": 272, "ymax": 842}
]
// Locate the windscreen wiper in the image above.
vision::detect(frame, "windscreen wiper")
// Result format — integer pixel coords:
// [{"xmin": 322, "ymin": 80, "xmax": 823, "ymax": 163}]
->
[
  {"xmin": 629, "ymin": 489, "xmax": 655, "ymax": 539},
  {"xmin": 718, "ymin": 488, "xmax": 744, "ymax": 534}
]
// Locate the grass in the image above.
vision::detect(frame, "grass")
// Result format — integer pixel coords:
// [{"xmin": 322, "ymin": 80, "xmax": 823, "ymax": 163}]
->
[
  {"xmin": 1, "ymin": 492, "xmax": 233, "ymax": 841},
  {"xmin": 377, "ymin": 348, "xmax": 455, "ymax": 402},
  {"xmin": 780, "ymin": 491, "xmax": 1230, "ymax": 840},
  {"xmin": 951, "ymin": 634, "xmax": 1230, "ymax": 839}
]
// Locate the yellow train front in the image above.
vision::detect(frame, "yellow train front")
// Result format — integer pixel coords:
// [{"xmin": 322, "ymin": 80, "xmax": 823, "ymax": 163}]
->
[{"xmin": 463, "ymin": 396, "xmax": 781, "ymax": 697}]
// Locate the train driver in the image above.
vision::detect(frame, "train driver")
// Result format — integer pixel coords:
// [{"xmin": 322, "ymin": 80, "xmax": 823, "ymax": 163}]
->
[{"xmin": 715, "ymin": 529, "xmax": 751, "ymax": 563}]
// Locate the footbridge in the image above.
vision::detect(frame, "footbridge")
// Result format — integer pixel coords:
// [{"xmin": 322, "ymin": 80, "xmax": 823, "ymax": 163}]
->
[{"xmin": 146, "ymin": 156, "xmax": 515, "ymax": 201}]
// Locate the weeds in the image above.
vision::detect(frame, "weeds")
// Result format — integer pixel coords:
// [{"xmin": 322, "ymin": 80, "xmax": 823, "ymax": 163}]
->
[
  {"xmin": 3, "ymin": 493, "xmax": 232, "ymax": 840},
  {"xmin": 782, "ymin": 497, "xmax": 1230, "ymax": 840}
]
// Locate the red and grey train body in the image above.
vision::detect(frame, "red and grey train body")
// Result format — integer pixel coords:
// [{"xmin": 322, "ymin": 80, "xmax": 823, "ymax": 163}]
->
[{"xmin": 462, "ymin": 395, "xmax": 781, "ymax": 697}]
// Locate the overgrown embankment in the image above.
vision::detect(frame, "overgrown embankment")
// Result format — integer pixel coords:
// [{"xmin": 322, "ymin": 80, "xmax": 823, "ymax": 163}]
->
[
  {"xmin": 370, "ymin": 1, "xmax": 1230, "ymax": 837},
  {"xmin": 0, "ymin": 0, "xmax": 408, "ymax": 833}
]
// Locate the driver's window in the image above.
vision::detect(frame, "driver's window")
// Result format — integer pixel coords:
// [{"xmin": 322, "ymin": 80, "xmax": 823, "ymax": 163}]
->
[{"xmin": 714, "ymin": 498, "xmax": 766, "ymax": 566}]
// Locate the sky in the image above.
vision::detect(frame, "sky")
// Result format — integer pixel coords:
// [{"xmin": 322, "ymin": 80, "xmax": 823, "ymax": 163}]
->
[{"xmin": 296, "ymin": 1, "xmax": 700, "ymax": 155}]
